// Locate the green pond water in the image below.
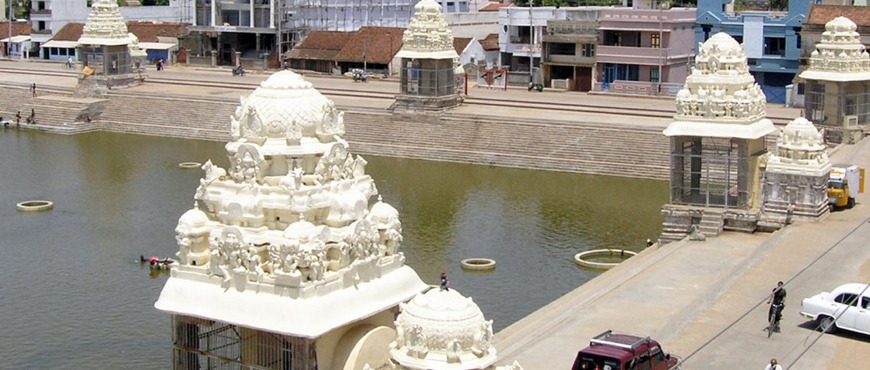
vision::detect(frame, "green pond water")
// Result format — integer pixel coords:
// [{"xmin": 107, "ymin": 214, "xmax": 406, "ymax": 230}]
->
[{"xmin": 0, "ymin": 130, "xmax": 667, "ymax": 369}]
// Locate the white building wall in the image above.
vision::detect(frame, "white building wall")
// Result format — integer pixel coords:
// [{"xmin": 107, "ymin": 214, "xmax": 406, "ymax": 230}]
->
[
  {"xmin": 444, "ymin": 11, "xmax": 498, "ymax": 39},
  {"xmin": 121, "ymin": 0, "xmax": 193, "ymax": 23},
  {"xmin": 458, "ymin": 38, "xmax": 485, "ymax": 66},
  {"xmin": 284, "ymin": 0, "xmax": 419, "ymax": 32}
]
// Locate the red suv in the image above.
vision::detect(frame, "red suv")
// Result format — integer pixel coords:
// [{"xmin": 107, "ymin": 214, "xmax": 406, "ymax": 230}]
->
[{"xmin": 571, "ymin": 330, "xmax": 681, "ymax": 370}]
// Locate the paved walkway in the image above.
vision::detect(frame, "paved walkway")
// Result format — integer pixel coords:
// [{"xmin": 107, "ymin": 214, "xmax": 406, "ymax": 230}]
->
[{"xmin": 493, "ymin": 140, "xmax": 870, "ymax": 369}]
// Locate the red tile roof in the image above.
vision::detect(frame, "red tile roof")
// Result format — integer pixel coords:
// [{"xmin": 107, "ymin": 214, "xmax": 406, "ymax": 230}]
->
[
  {"xmin": 454, "ymin": 37, "xmax": 472, "ymax": 54},
  {"xmin": 806, "ymin": 5, "xmax": 870, "ymax": 27},
  {"xmin": 50, "ymin": 21, "xmax": 188, "ymax": 43},
  {"xmin": 0, "ymin": 21, "xmax": 32, "ymax": 40},
  {"xmin": 126, "ymin": 21, "xmax": 189, "ymax": 42},
  {"xmin": 334, "ymin": 27, "xmax": 405, "ymax": 64},
  {"xmin": 296, "ymin": 31, "xmax": 353, "ymax": 51},
  {"xmin": 480, "ymin": 2, "xmax": 511, "ymax": 12},
  {"xmin": 50, "ymin": 23, "xmax": 84, "ymax": 41},
  {"xmin": 481, "ymin": 33, "xmax": 499, "ymax": 51}
]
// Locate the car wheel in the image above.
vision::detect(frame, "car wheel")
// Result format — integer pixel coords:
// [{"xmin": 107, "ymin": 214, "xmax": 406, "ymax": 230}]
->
[{"xmin": 819, "ymin": 316, "xmax": 837, "ymax": 333}]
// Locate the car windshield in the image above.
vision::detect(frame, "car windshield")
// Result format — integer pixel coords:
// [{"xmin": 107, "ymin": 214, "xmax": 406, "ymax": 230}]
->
[
  {"xmin": 574, "ymin": 354, "xmax": 622, "ymax": 370},
  {"xmin": 830, "ymin": 181, "xmax": 845, "ymax": 190}
]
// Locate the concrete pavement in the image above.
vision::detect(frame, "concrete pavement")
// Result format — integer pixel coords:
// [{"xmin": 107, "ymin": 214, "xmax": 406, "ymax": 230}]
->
[{"xmin": 493, "ymin": 140, "xmax": 870, "ymax": 369}]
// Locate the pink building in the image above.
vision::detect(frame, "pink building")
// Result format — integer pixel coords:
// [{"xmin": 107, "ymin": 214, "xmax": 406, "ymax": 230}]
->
[{"xmin": 595, "ymin": 6, "xmax": 696, "ymax": 96}]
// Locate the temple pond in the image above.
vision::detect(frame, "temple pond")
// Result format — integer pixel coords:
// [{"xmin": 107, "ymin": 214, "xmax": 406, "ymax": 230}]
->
[{"xmin": 0, "ymin": 130, "xmax": 666, "ymax": 369}]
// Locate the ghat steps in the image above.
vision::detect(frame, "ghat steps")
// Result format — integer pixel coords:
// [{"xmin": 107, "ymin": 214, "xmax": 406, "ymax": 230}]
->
[{"xmin": 0, "ymin": 85, "xmax": 780, "ymax": 181}]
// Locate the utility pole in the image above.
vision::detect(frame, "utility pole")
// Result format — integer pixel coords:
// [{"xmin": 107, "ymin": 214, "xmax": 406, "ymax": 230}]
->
[
  {"xmin": 276, "ymin": 0, "xmax": 282, "ymax": 64},
  {"xmin": 7, "ymin": 0, "xmax": 12, "ymax": 59},
  {"xmin": 658, "ymin": 0, "xmax": 668, "ymax": 96},
  {"xmin": 529, "ymin": 0, "xmax": 533, "ymax": 84}
]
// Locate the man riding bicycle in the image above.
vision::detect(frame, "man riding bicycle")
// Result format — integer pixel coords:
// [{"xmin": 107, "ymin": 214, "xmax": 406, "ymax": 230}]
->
[{"xmin": 767, "ymin": 281, "xmax": 787, "ymax": 331}]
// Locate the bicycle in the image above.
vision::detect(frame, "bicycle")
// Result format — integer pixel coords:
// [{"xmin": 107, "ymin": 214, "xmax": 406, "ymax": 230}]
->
[{"xmin": 767, "ymin": 302, "xmax": 783, "ymax": 338}]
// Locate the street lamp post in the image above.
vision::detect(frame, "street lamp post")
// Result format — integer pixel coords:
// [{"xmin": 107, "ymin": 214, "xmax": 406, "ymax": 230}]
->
[
  {"xmin": 8, "ymin": 0, "xmax": 13, "ymax": 59},
  {"xmin": 529, "ymin": 0, "xmax": 534, "ymax": 84},
  {"xmin": 657, "ymin": 1, "xmax": 669, "ymax": 96}
]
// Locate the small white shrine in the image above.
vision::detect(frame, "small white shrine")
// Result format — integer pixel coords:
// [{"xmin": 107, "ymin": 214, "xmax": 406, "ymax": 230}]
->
[
  {"xmin": 758, "ymin": 117, "xmax": 831, "ymax": 230},
  {"xmin": 392, "ymin": 0, "xmax": 463, "ymax": 112},
  {"xmin": 661, "ymin": 32, "xmax": 777, "ymax": 243},
  {"xmin": 76, "ymin": 0, "xmax": 145, "ymax": 93},
  {"xmin": 800, "ymin": 16, "xmax": 870, "ymax": 144},
  {"xmin": 155, "ymin": 71, "xmax": 428, "ymax": 370},
  {"xmin": 386, "ymin": 288, "xmax": 497, "ymax": 369}
]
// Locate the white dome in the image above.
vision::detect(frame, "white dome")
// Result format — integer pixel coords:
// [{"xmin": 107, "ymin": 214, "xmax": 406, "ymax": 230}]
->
[
  {"xmin": 283, "ymin": 215, "xmax": 321, "ymax": 241},
  {"xmin": 703, "ymin": 32, "xmax": 742, "ymax": 54},
  {"xmin": 369, "ymin": 196, "xmax": 399, "ymax": 229},
  {"xmin": 391, "ymin": 288, "xmax": 497, "ymax": 369},
  {"xmin": 178, "ymin": 207, "xmax": 209, "ymax": 228},
  {"xmin": 827, "ymin": 16, "xmax": 857, "ymax": 33},
  {"xmin": 781, "ymin": 117, "xmax": 823, "ymax": 145},
  {"xmin": 231, "ymin": 70, "xmax": 345, "ymax": 141}
]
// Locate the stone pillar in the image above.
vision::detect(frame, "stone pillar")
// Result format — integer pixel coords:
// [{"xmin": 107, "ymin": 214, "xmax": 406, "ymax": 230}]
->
[
  {"xmin": 210, "ymin": 50, "xmax": 217, "ymax": 67},
  {"xmin": 235, "ymin": 51, "xmax": 241, "ymax": 68}
]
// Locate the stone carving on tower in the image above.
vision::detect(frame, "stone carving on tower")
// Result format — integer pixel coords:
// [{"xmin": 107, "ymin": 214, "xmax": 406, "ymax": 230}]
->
[
  {"xmin": 661, "ymin": 33, "xmax": 777, "ymax": 243},
  {"xmin": 807, "ymin": 17, "xmax": 870, "ymax": 74},
  {"xmin": 80, "ymin": 0, "xmax": 131, "ymax": 43},
  {"xmin": 402, "ymin": 0, "xmax": 455, "ymax": 54},
  {"xmin": 799, "ymin": 16, "xmax": 870, "ymax": 144},
  {"xmin": 758, "ymin": 117, "xmax": 831, "ymax": 230},
  {"xmin": 156, "ymin": 71, "xmax": 427, "ymax": 348},
  {"xmin": 387, "ymin": 288, "xmax": 501, "ymax": 369}
]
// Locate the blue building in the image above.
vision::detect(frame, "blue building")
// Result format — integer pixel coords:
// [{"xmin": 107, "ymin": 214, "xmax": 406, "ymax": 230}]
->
[{"xmin": 696, "ymin": 0, "xmax": 809, "ymax": 103}]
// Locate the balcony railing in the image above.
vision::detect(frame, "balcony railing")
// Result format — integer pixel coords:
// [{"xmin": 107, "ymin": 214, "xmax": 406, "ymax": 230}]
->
[
  {"xmin": 31, "ymin": 29, "xmax": 52, "ymax": 35},
  {"xmin": 596, "ymin": 45, "xmax": 669, "ymax": 65},
  {"xmin": 30, "ymin": 9, "xmax": 51, "ymax": 15}
]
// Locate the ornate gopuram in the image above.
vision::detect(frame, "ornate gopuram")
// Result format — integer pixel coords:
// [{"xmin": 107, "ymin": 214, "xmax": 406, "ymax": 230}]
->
[
  {"xmin": 660, "ymin": 33, "xmax": 777, "ymax": 243},
  {"xmin": 155, "ymin": 71, "xmax": 428, "ymax": 370},
  {"xmin": 76, "ymin": 0, "xmax": 145, "ymax": 94},
  {"xmin": 392, "ymin": 0, "xmax": 463, "ymax": 112},
  {"xmin": 800, "ymin": 16, "xmax": 870, "ymax": 144},
  {"xmin": 386, "ymin": 289, "xmax": 498, "ymax": 369},
  {"xmin": 758, "ymin": 117, "xmax": 831, "ymax": 231}
]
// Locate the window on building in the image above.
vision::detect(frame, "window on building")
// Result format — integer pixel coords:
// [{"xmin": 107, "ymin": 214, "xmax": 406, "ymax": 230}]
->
[
  {"xmin": 794, "ymin": 27, "xmax": 802, "ymax": 49},
  {"xmin": 608, "ymin": 32, "xmax": 623, "ymax": 46},
  {"xmin": 764, "ymin": 37, "xmax": 786, "ymax": 56},
  {"xmin": 550, "ymin": 43, "xmax": 576, "ymax": 56},
  {"xmin": 651, "ymin": 34, "xmax": 660, "ymax": 48},
  {"xmin": 650, "ymin": 68, "xmax": 659, "ymax": 83},
  {"xmin": 582, "ymin": 44, "xmax": 595, "ymax": 57},
  {"xmin": 702, "ymin": 25, "xmax": 712, "ymax": 41},
  {"xmin": 627, "ymin": 0, "xmax": 633, "ymax": 7}
]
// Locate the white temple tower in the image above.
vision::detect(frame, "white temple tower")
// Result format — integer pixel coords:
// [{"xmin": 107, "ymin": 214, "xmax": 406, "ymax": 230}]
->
[
  {"xmin": 758, "ymin": 117, "xmax": 832, "ymax": 231},
  {"xmin": 392, "ymin": 0, "xmax": 463, "ymax": 112},
  {"xmin": 155, "ymin": 71, "xmax": 427, "ymax": 370},
  {"xmin": 660, "ymin": 33, "xmax": 777, "ymax": 243},
  {"xmin": 76, "ymin": 0, "xmax": 145, "ymax": 92},
  {"xmin": 799, "ymin": 16, "xmax": 870, "ymax": 144}
]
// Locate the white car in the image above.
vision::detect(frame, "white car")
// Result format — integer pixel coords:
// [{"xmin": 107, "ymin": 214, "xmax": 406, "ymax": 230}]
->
[{"xmin": 800, "ymin": 283, "xmax": 870, "ymax": 334}]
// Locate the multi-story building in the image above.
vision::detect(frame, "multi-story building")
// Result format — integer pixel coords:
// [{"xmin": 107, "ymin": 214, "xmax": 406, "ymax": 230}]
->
[
  {"xmin": 595, "ymin": 1, "xmax": 696, "ymax": 95},
  {"xmin": 532, "ymin": 1, "xmax": 695, "ymax": 94},
  {"xmin": 191, "ymin": 0, "xmax": 480, "ymax": 67},
  {"xmin": 26, "ymin": 0, "xmax": 190, "ymax": 60},
  {"xmin": 695, "ymin": 0, "xmax": 809, "ymax": 103},
  {"xmin": 499, "ymin": 5, "xmax": 566, "ymax": 86}
]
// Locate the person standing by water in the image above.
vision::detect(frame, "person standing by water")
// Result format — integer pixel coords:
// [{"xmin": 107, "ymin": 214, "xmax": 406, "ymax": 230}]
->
[
  {"xmin": 15, "ymin": 111, "xmax": 21, "ymax": 127},
  {"xmin": 28, "ymin": 108, "xmax": 35, "ymax": 125}
]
